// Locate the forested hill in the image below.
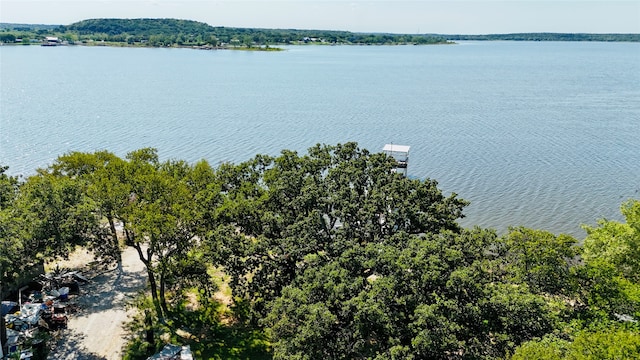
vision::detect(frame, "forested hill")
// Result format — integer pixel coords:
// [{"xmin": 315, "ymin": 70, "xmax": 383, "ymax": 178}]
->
[
  {"xmin": 0, "ymin": 23, "xmax": 59, "ymax": 31},
  {"xmin": 1, "ymin": 18, "xmax": 638, "ymax": 47},
  {"xmin": 60, "ymin": 18, "xmax": 450, "ymax": 45},
  {"xmin": 58, "ymin": 18, "xmax": 640, "ymax": 43},
  {"xmin": 65, "ymin": 18, "xmax": 213, "ymax": 36}
]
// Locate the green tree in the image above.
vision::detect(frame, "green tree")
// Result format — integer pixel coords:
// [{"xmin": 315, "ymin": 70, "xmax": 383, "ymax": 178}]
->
[
  {"xmin": 217, "ymin": 143, "xmax": 468, "ymax": 321},
  {"xmin": 0, "ymin": 166, "xmax": 25, "ymax": 292},
  {"xmin": 582, "ymin": 199, "xmax": 640, "ymax": 282},
  {"xmin": 265, "ymin": 229, "xmax": 557, "ymax": 359},
  {"xmin": 242, "ymin": 35, "xmax": 253, "ymax": 47},
  {"xmin": 114, "ymin": 149, "xmax": 217, "ymax": 320},
  {"xmin": 0, "ymin": 33, "xmax": 16, "ymax": 43},
  {"xmin": 50, "ymin": 150, "xmax": 127, "ymax": 263},
  {"xmin": 570, "ymin": 200, "xmax": 640, "ymax": 322},
  {"xmin": 511, "ymin": 325, "xmax": 640, "ymax": 360},
  {"xmin": 501, "ymin": 227, "xmax": 578, "ymax": 294},
  {"xmin": 50, "ymin": 150, "xmax": 221, "ymax": 353},
  {"xmin": 15, "ymin": 171, "xmax": 102, "ymax": 260},
  {"xmin": 0, "ymin": 166, "xmax": 19, "ymax": 210}
]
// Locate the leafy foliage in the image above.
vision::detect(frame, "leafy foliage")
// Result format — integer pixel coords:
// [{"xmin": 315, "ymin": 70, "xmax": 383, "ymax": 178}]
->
[
  {"xmin": 265, "ymin": 229, "xmax": 559, "ymax": 359},
  {"xmin": 51, "ymin": 149, "xmax": 219, "ymax": 320},
  {"xmin": 512, "ymin": 325, "xmax": 640, "ymax": 360},
  {"xmin": 66, "ymin": 18, "xmax": 215, "ymax": 37},
  {"xmin": 216, "ymin": 143, "xmax": 468, "ymax": 320},
  {"xmin": 2, "ymin": 148, "xmax": 639, "ymax": 360},
  {"xmin": 0, "ymin": 166, "xmax": 19, "ymax": 209},
  {"xmin": 582, "ymin": 200, "xmax": 640, "ymax": 282},
  {"xmin": 122, "ymin": 292, "xmax": 271, "ymax": 360},
  {"xmin": 501, "ymin": 227, "xmax": 578, "ymax": 294},
  {"xmin": 0, "ymin": 166, "xmax": 29, "ymax": 296}
]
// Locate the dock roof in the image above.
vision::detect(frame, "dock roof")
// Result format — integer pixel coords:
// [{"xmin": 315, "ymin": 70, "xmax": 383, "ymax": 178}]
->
[{"xmin": 382, "ymin": 144, "xmax": 410, "ymax": 153}]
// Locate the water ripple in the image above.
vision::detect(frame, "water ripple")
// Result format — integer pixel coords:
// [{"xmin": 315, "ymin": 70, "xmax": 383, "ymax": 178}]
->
[{"xmin": 1, "ymin": 43, "xmax": 639, "ymax": 238}]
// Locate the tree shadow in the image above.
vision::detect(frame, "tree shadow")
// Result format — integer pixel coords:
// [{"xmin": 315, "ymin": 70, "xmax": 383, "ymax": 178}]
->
[
  {"xmin": 125, "ymin": 299, "xmax": 272, "ymax": 360},
  {"xmin": 202, "ymin": 323, "xmax": 272, "ymax": 360},
  {"xmin": 74, "ymin": 261, "xmax": 146, "ymax": 315},
  {"xmin": 47, "ymin": 328, "xmax": 108, "ymax": 360},
  {"xmin": 46, "ymin": 260, "xmax": 147, "ymax": 359},
  {"xmin": 169, "ymin": 299, "xmax": 272, "ymax": 359}
]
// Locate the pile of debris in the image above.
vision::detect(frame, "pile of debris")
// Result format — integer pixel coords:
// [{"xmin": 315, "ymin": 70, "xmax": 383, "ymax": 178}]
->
[{"xmin": 2, "ymin": 269, "xmax": 89, "ymax": 359}]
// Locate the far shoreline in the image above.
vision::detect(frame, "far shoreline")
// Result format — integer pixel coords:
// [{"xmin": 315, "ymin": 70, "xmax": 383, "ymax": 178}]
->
[{"xmin": 0, "ymin": 40, "xmax": 461, "ymax": 50}]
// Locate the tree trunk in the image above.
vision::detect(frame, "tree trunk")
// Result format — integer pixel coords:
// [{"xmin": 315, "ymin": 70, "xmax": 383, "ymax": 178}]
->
[
  {"xmin": 145, "ymin": 309, "xmax": 154, "ymax": 345},
  {"xmin": 123, "ymin": 221, "xmax": 135, "ymax": 247},
  {"xmin": 106, "ymin": 215, "xmax": 122, "ymax": 262},
  {"xmin": 133, "ymin": 243, "xmax": 164, "ymax": 320},
  {"xmin": 147, "ymin": 268, "xmax": 164, "ymax": 320},
  {"xmin": 159, "ymin": 270, "xmax": 169, "ymax": 316}
]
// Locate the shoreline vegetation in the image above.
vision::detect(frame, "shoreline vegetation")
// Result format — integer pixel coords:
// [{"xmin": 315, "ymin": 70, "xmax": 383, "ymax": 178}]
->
[
  {"xmin": 1, "ymin": 18, "xmax": 638, "ymax": 51},
  {"xmin": 1, "ymin": 145, "xmax": 639, "ymax": 359}
]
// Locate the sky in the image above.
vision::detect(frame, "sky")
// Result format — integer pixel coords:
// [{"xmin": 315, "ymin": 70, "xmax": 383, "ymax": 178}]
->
[{"xmin": 1, "ymin": 1, "xmax": 639, "ymax": 34}]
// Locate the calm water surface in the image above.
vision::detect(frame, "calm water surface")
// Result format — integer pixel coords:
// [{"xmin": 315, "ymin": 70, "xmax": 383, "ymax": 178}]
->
[{"xmin": 1, "ymin": 42, "xmax": 639, "ymax": 237}]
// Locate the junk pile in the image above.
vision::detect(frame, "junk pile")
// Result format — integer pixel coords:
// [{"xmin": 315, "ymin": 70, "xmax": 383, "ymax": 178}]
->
[{"xmin": 2, "ymin": 269, "xmax": 88, "ymax": 360}]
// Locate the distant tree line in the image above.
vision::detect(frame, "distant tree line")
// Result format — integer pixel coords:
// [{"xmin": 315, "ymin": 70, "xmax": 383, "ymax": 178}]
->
[
  {"xmin": 2, "ymin": 19, "xmax": 639, "ymax": 48},
  {"xmin": 5, "ymin": 18, "xmax": 639, "ymax": 48},
  {"xmin": 442, "ymin": 33, "xmax": 640, "ymax": 42},
  {"xmin": 0, "ymin": 18, "xmax": 450, "ymax": 47}
]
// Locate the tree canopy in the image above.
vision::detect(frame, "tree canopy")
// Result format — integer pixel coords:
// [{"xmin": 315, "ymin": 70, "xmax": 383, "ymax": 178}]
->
[
  {"xmin": 215, "ymin": 143, "xmax": 467, "ymax": 320},
  {"xmin": 1, "ymin": 144, "xmax": 638, "ymax": 359}
]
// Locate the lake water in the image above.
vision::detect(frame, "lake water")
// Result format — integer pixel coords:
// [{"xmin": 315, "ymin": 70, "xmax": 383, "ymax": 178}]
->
[{"xmin": 1, "ymin": 42, "xmax": 639, "ymax": 237}]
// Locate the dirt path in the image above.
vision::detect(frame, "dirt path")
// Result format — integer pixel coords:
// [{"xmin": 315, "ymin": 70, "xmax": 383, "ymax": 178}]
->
[{"xmin": 48, "ymin": 247, "xmax": 147, "ymax": 360}]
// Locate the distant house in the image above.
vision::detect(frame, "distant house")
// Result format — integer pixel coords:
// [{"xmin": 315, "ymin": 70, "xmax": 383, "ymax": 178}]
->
[
  {"xmin": 302, "ymin": 37, "xmax": 324, "ymax": 43},
  {"xmin": 42, "ymin": 37, "xmax": 60, "ymax": 46}
]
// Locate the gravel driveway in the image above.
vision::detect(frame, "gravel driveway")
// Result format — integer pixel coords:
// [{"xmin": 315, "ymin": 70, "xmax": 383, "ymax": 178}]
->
[{"xmin": 48, "ymin": 247, "xmax": 147, "ymax": 360}]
